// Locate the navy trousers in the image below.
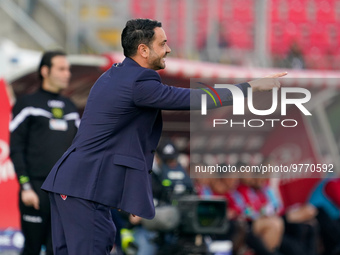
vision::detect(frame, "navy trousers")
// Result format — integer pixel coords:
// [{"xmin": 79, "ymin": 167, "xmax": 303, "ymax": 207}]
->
[{"xmin": 49, "ymin": 193, "xmax": 116, "ymax": 255}]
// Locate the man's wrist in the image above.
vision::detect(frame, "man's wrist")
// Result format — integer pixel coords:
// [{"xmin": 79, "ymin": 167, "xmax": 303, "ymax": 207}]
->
[{"xmin": 248, "ymin": 80, "xmax": 259, "ymax": 92}]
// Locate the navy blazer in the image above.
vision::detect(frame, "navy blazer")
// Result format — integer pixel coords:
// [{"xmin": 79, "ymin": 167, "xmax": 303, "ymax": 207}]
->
[{"xmin": 42, "ymin": 57, "xmax": 249, "ymax": 219}]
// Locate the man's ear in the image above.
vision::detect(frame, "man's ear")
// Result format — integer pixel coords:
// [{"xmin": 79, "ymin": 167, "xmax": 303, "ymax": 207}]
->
[
  {"xmin": 40, "ymin": 65, "xmax": 49, "ymax": 79},
  {"xmin": 137, "ymin": 44, "xmax": 149, "ymax": 58}
]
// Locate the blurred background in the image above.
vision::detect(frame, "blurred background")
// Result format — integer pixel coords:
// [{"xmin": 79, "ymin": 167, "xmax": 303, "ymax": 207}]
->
[
  {"xmin": 1, "ymin": 0, "xmax": 340, "ymax": 254},
  {"xmin": 2, "ymin": 0, "xmax": 340, "ymax": 68}
]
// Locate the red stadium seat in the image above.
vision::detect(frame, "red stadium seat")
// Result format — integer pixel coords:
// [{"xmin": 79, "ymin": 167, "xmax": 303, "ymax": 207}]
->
[
  {"xmin": 293, "ymin": 23, "xmax": 312, "ymax": 53},
  {"xmin": 219, "ymin": 0, "xmax": 234, "ymax": 21},
  {"xmin": 331, "ymin": 47, "xmax": 340, "ymax": 69},
  {"xmin": 270, "ymin": 22, "xmax": 290, "ymax": 54},
  {"xmin": 271, "ymin": 0, "xmax": 289, "ymax": 22},
  {"xmin": 304, "ymin": 46, "xmax": 329, "ymax": 70},
  {"xmin": 304, "ymin": 0, "xmax": 317, "ymax": 22},
  {"xmin": 176, "ymin": 1, "xmax": 187, "ymax": 48},
  {"xmin": 309, "ymin": 23, "xmax": 329, "ymax": 51},
  {"xmin": 130, "ymin": 0, "xmax": 156, "ymax": 19},
  {"xmin": 130, "ymin": 0, "xmax": 141, "ymax": 17},
  {"xmin": 326, "ymin": 23, "xmax": 340, "ymax": 50},
  {"xmin": 130, "ymin": 0, "xmax": 339, "ymax": 70},
  {"xmin": 288, "ymin": 0, "xmax": 307, "ymax": 23},
  {"xmin": 316, "ymin": 0, "xmax": 336, "ymax": 22},
  {"xmin": 228, "ymin": 22, "xmax": 254, "ymax": 49},
  {"xmin": 232, "ymin": 0, "xmax": 254, "ymax": 22}
]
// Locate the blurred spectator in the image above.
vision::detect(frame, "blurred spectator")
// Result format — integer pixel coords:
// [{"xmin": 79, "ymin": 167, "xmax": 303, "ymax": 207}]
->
[
  {"xmin": 9, "ymin": 51, "xmax": 79, "ymax": 255},
  {"xmin": 200, "ymin": 22, "xmax": 230, "ymax": 64},
  {"xmin": 237, "ymin": 177, "xmax": 284, "ymax": 253},
  {"xmin": 252, "ymin": 176, "xmax": 318, "ymax": 255},
  {"xmin": 283, "ymin": 42, "xmax": 306, "ymax": 69},
  {"xmin": 209, "ymin": 163, "xmax": 284, "ymax": 255},
  {"xmin": 193, "ymin": 164, "xmax": 213, "ymax": 197},
  {"xmin": 156, "ymin": 140, "xmax": 194, "ymax": 201},
  {"xmin": 309, "ymin": 178, "xmax": 340, "ymax": 255},
  {"xmin": 121, "ymin": 139, "xmax": 195, "ymax": 255}
]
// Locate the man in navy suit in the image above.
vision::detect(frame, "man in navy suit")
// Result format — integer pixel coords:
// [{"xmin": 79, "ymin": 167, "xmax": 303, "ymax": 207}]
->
[{"xmin": 42, "ymin": 19, "xmax": 286, "ymax": 254}]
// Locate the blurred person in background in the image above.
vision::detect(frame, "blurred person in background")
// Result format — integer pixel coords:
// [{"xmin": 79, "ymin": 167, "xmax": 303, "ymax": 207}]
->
[
  {"xmin": 120, "ymin": 140, "xmax": 194, "ymax": 255},
  {"xmin": 210, "ymin": 164, "xmax": 284, "ymax": 255},
  {"xmin": 194, "ymin": 164, "xmax": 213, "ymax": 197},
  {"xmin": 200, "ymin": 22, "xmax": 231, "ymax": 64},
  {"xmin": 309, "ymin": 177, "xmax": 340, "ymax": 255},
  {"xmin": 10, "ymin": 50, "xmax": 79, "ymax": 255},
  {"xmin": 155, "ymin": 140, "xmax": 194, "ymax": 202},
  {"xmin": 147, "ymin": 140, "xmax": 194, "ymax": 255},
  {"xmin": 283, "ymin": 42, "xmax": 305, "ymax": 70},
  {"xmin": 251, "ymin": 174, "xmax": 318, "ymax": 255},
  {"xmin": 258, "ymin": 158, "xmax": 340, "ymax": 255}
]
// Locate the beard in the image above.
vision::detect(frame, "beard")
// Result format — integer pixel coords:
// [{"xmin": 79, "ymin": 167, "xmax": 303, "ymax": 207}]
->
[{"xmin": 149, "ymin": 51, "xmax": 166, "ymax": 70}]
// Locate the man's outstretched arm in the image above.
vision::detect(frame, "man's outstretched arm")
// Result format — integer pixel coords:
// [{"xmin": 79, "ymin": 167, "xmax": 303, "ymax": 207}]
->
[{"xmin": 133, "ymin": 69, "xmax": 287, "ymax": 110}]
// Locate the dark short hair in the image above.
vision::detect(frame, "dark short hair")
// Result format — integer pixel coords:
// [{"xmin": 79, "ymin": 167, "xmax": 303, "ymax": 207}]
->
[
  {"xmin": 38, "ymin": 50, "xmax": 66, "ymax": 81},
  {"xmin": 121, "ymin": 19, "xmax": 162, "ymax": 58}
]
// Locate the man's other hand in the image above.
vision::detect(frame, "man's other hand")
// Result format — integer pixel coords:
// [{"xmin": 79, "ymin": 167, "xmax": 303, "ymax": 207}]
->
[
  {"xmin": 248, "ymin": 72, "xmax": 288, "ymax": 92},
  {"xmin": 129, "ymin": 214, "xmax": 142, "ymax": 225}
]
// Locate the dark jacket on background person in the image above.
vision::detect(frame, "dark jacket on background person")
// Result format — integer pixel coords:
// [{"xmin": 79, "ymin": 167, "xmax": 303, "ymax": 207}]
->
[{"xmin": 10, "ymin": 88, "xmax": 79, "ymax": 185}]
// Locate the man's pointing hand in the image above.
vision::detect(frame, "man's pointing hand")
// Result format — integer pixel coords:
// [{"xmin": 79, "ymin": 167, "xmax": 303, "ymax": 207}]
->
[{"xmin": 249, "ymin": 72, "xmax": 288, "ymax": 92}]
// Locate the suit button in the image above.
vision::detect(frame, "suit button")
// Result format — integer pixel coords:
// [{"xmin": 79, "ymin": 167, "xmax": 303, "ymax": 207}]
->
[{"xmin": 148, "ymin": 169, "xmax": 153, "ymax": 174}]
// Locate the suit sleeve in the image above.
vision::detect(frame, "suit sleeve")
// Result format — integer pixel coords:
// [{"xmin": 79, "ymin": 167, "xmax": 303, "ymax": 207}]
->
[
  {"xmin": 133, "ymin": 69, "xmax": 250, "ymax": 110},
  {"xmin": 9, "ymin": 98, "xmax": 31, "ymax": 189}
]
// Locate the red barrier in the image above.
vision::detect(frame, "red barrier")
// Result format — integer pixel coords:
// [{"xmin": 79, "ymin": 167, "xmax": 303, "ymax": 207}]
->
[{"xmin": 0, "ymin": 78, "xmax": 20, "ymax": 229}]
